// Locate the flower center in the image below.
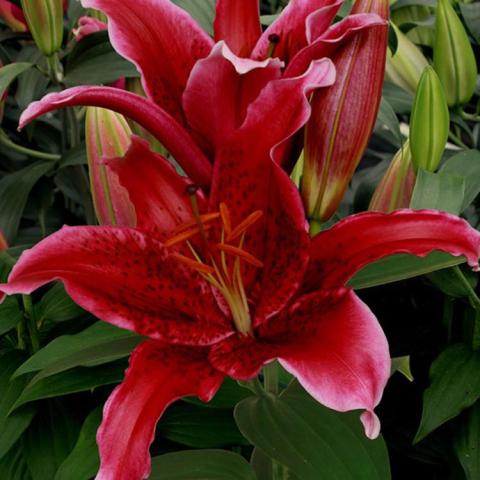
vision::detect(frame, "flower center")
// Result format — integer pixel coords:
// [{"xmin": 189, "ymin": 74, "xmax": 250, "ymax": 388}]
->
[{"xmin": 164, "ymin": 188, "xmax": 263, "ymax": 335}]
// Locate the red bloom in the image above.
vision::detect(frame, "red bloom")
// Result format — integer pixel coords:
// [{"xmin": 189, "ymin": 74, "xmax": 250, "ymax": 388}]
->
[
  {"xmin": 3, "ymin": 55, "xmax": 480, "ymax": 478},
  {"xmin": 0, "ymin": 0, "xmax": 28, "ymax": 32}
]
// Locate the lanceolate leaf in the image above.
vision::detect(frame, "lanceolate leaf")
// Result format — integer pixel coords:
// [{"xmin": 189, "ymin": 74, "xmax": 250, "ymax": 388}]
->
[
  {"xmin": 415, "ymin": 344, "xmax": 480, "ymax": 443},
  {"xmin": 235, "ymin": 382, "xmax": 391, "ymax": 480},
  {"xmin": 13, "ymin": 322, "xmax": 141, "ymax": 379},
  {"xmin": 0, "ymin": 296, "xmax": 23, "ymax": 335},
  {"xmin": 55, "ymin": 407, "xmax": 102, "ymax": 480},
  {"xmin": 149, "ymin": 450, "xmax": 257, "ymax": 480},
  {"xmin": 10, "ymin": 361, "xmax": 127, "ymax": 411},
  {"xmin": 454, "ymin": 401, "xmax": 480, "ymax": 480},
  {"xmin": 0, "ymin": 62, "xmax": 33, "ymax": 98},
  {"xmin": 36, "ymin": 283, "xmax": 84, "ymax": 323}
]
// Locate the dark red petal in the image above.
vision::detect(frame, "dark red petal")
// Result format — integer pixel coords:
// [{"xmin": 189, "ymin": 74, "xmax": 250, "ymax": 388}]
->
[
  {"xmin": 82, "ymin": 0, "xmax": 213, "ymax": 120},
  {"xmin": 209, "ymin": 61, "xmax": 333, "ymax": 321},
  {"xmin": 214, "ymin": 0, "xmax": 261, "ymax": 57},
  {"xmin": 97, "ymin": 341, "xmax": 223, "ymax": 480},
  {"xmin": 285, "ymin": 13, "xmax": 386, "ymax": 78},
  {"xmin": 19, "ymin": 86, "xmax": 212, "ymax": 189},
  {"xmin": 107, "ymin": 136, "xmax": 207, "ymax": 238},
  {"xmin": 305, "ymin": 210, "xmax": 480, "ymax": 291},
  {"xmin": 251, "ymin": 0, "xmax": 340, "ymax": 62},
  {"xmin": 0, "ymin": 226, "xmax": 230, "ymax": 345},
  {"xmin": 210, "ymin": 290, "xmax": 390, "ymax": 439},
  {"xmin": 183, "ymin": 42, "xmax": 282, "ymax": 156}
]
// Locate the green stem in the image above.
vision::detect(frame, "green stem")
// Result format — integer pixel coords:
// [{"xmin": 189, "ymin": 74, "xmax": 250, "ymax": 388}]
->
[
  {"xmin": 238, "ymin": 377, "xmax": 265, "ymax": 396},
  {"xmin": 16, "ymin": 321, "xmax": 26, "ymax": 350},
  {"xmin": 22, "ymin": 295, "xmax": 40, "ymax": 353},
  {"xmin": 452, "ymin": 266, "xmax": 480, "ymax": 310},
  {"xmin": 0, "ymin": 130, "xmax": 60, "ymax": 161},
  {"xmin": 461, "ymin": 111, "xmax": 480, "ymax": 122},
  {"xmin": 309, "ymin": 218, "xmax": 322, "ymax": 236},
  {"xmin": 263, "ymin": 362, "xmax": 279, "ymax": 395},
  {"xmin": 448, "ymin": 131, "xmax": 470, "ymax": 150},
  {"xmin": 47, "ymin": 53, "xmax": 64, "ymax": 84}
]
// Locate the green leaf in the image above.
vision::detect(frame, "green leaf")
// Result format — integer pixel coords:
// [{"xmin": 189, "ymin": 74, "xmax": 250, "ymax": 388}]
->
[
  {"xmin": 10, "ymin": 361, "xmax": 127, "ymax": 411},
  {"xmin": 36, "ymin": 283, "xmax": 85, "ymax": 323},
  {"xmin": 415, "ymin": 344, "xmax": 480, "ymax": 442},
  {"xmin": 23, "ymin": 401, "xmax": 80, "ymax": 480},
  {"xmin": 0, "ymin": 162, "xmax": 53, "ymax": 242},
  {"xmin": 251, "ymin": 448, "xmax": 299, "ymax": 480},
  {"xmin": 235, "ymin": 382, "xmax": 391, "ymax": 480},
  {"xmin": 55, "ymin": 407, "xmax": 102, "ymax": 480},
  {"xmin": 440, "ymin": 149, "xmax": 480, "ymax": 212},
  {"xmin": 158, "ymin": 404, "xmax": 249, "ymax": 448},
  {"xmin": 460, "ymin": 2, "xmax": 480, "ymax": 43},
  {"xmin": 0, "ymin": 444, "xmax": 30, "ymax": 480},
  {"xmin": 375, "ymin": 97, "xmax": 403, "ymax": 148},
  {"xmin": 410, "ymin": 169, "xmax": 465, "ymax": 214},
  {"xmin": 382, "ymin": 81, "xmax": 413, "ymax": 114},
  {"xmin": 349, "ymin": 251, "xmax": 465, "ymax": 290},
  {"xmin": 149, "ymin": 450, "xmax": 257, "ymax": 480},
  {"xmin": 391, "ymin": 356, "xmax": 414, "ymax": 382},
  {"xmin": 185, "ymin": 378, "xmax": 251, "ymax": 409},
  {"xmin": 454, "ymin": 401, "xmax": 480, "ymax": 480},
  {"xmin": 0, "ymin": 296, "xmax": 23, "ymax": 335},
  {"xmin": 0, "ymin": 351, "xmax": 36, "ymax": 460},
  {"xmin": 65, "ymin": 31, "xmax": 138, "ymax": 86},
  {"xmin": 172, "ymin": 0, "xmax": 216, "ymax": 35},
  {"xmin": 427, "ymin": 266, "xmax": 477, "ymax": 298},
  {"xmin": 13, "ymin": 322, "xmax": 141, "ymax": 380},
  {"xmin": 0, "ymin": 62, "xmax": 33, "ymax": 99}
]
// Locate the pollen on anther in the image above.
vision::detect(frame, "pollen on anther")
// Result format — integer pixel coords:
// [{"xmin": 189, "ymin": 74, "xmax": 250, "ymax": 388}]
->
[
  {"xmin": 228, "ymin": 210, "xmax": 263, "ymax": 241},
  {"xmin": 171, "ymin": 253, "xmax": 215, "ymax": 275},
  {"xmin": 216, "ymin": 243, "xmax": 264, "ymax": 268}
]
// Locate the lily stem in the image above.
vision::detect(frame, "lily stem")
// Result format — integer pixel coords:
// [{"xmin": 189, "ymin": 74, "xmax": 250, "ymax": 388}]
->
[
  {"xmin": 309, "ymin": 218, "xmax": 322, "ymax": 236},
  {"xmin": 263, "ymin": 361, "xmax": 279, "ymax": 395},
  {"xmin": 22, "ymin": 295, "xmax": 40, "ymax": 353},
  {"xmin": 0, "ymin": 130, "xmax": 61, "ymax": 161},
  {"xmin": 452, "ymin": 266, "xmax": 480, "ymax": 350}
]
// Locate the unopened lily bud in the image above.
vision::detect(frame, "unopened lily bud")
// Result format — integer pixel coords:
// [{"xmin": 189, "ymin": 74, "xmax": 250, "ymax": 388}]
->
[
  {"xmin": 20, "ymin": 0, "xmax": 64, "ymax": 56},
  {"xmin": 0, "ymin": 0, "xmax": 27, "ymax": 32},
  {"xmin": 410, "ymin": 66, "xmax": 449, "ymax": 172},
  {"xmin": 302, "ymin": 0, "xmax": 389, "ymax": 222},
  {"xmin": 385, "ymin": 23, "xmax": 429, "ymax": 95},
  {"xmin": 369, "ymin": 141, "xmax": 416, "ymax": 213},
  {"xmin": 73, "ymin": 16, "xmax": 107, "ymax": 42},
  {"xmin": 433, "ymin": 0, "xmax": 477, "ymax": 107},
  {"xmin": 0, "ymin": 230, "xmax": 7, "ymax": 251},
  {"xmin": 85, "ymin": 107, "xmax": 136, "ymax": 227}
]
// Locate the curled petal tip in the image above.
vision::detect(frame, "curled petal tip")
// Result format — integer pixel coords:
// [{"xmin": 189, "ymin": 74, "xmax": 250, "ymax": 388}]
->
[{"xmin": 360, "ymin": 410, "xmax": 381, "ymax": 440}]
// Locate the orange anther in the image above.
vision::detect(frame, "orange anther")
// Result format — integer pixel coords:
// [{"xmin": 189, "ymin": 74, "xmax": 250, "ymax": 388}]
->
[
  {"xmin": 219, "ymin": 203, "xmax": 232, "ymax": 237},
  {"xmin": 228, "ymin": 210, "xmax": 263, "ymax": 241},
  {"xmin": 164, "ymin": 224, "xmax": 213, "ymax": 248},
  {"xmin": 216, "ymin": 244, "xmax": 263, "ymax": 268},
  {"xmin": 170, "ymin": 212, "xmax": 220, "ymax": 236},
  {"xmin": 171, "ymin": 253, "xmax": 215, "ymax": 275}
]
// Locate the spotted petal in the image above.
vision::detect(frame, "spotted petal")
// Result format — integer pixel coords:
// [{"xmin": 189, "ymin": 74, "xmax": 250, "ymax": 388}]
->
[
  {"xmin": 305, "ymin": 210, "xmax": 480, "ymax": 292},
  {"xmin": 97, "ymin": 341, "xmax": 223, "ymax": 480},
  {"xmin": 210, "ymin": 290, "xmax": 390, "ymax": 439},
  {"xmin": 0, "ymin": 226, "xmax": 230, "ymax": 345},
  {"xmin": 81, "ymin": 0, "xmax": 213, "ymax": 120}
]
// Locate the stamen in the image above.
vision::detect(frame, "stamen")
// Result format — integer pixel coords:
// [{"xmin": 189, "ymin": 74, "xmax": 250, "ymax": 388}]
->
[
  {"xmin": 216, "ymin": 244, "xmax": 264, "ymax": 268},
  {"xmin": 171, "ymin": 253, "xmax": 215, "ymax": 275},
  {"xmin": 267, "ymin": 33, "xmax": 281, "ymax": 58},
  {"xmin": 164, "ymin": 224, "xmax": 213, "ymax": 247},
  {"xmin": 170, "ymin": 212, "xmax": 220, "ymax": 235},
  {"xmin": 186, "ymin": 184, "xmax": 210, "ymax": 254},
  {"xmin": 228, "ymin": 210, "xmax": 263, "ymax": 241},
  {"xmin": 219, "ymin": 203, "xmax": 232, "ymax": 237}
]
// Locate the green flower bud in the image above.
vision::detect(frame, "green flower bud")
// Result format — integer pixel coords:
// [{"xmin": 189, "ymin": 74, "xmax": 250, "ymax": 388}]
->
[
  {"xmin": 410, "ymin": 66, "xmax": 450, "ymax": 172},
  {"xmin": 433, "ymin": 0, "xmax": 477, "ymax": 107},
  {"xmin": 21, "ymin": 0, "xmax": 64, "ymax": 57},
  {"xmin": 386, "ymin": 22, "xmax": 429, "ymax": 95}
]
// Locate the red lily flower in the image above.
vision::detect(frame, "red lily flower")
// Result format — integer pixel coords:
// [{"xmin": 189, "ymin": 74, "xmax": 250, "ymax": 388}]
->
[
  {"xmin": 3, "ymin": 52, "xmax": 480, "ymax": 479},
  {"xmin": 15, "ymin": 0, "xmax": 385, "ymax": 190},
  {"xmin": 73, "ymin": 16, "xmax": 108, "ymax": 42}
]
